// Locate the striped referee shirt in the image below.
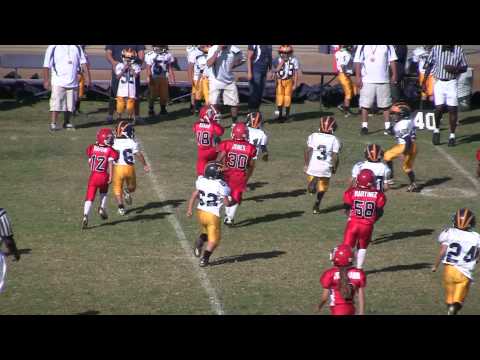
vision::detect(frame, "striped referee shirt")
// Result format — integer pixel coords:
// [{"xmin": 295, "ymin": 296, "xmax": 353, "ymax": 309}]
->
[
  {"xmin": 425, "ymin": 45, "xmax": 468, "ymax": 81},
  {"xmin": 0, "ymin": 208, "xmax": 13, "ymax": 237}
]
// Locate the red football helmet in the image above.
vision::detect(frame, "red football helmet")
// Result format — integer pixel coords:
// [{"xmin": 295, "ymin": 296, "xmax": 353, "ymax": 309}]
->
[
  {"xmin": 357, "ymin": 169, "xmax": 375, "ymax": 189},
  {"xmin": 199, "ymin": 105, "xmax": 213, "ymax": 123},
  {"xmin": 96, "ymin": 128, "xmax": 114, "ymax": 147},
  {"xmin": 231, "ymin": 122, "xmax": 249, "ymax": 141},
  {"xmin": 331, "ymin": 244, "xmax": 354, "ymax": 267}
]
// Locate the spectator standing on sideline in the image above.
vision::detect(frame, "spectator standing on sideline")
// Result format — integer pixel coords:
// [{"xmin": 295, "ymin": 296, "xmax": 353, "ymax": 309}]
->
[
  {"xmin": 354, "ymin": 45, "xmax": 398, "ymax": 135},
  {"xmin": 105, "ymin": 45, "xmax": 145, "ymax": 124},
  {"xmin": 247, "ymin": 45, "xmax": 272, "ymax": 113},
  {"xmin": 423, "ymin": 45, "xmax": 468, "ymax": 147},
  {"xmin": 391, "ymin": 45, "xmax": 408, "ymax": 102},
  {"xmin": 43, "ymin": 45, "xmax": 90, "ymax": 131},
  {"xmin": 207, "ymin": 45, "xmax": 244, "ymax": 124},
  {"xmin": 0, "ymin": 208, "xmax": 20, "ymax": 261}
]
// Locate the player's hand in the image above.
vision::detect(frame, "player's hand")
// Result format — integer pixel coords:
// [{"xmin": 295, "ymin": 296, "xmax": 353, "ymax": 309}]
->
[
  {"xmin": 247, "ymin": 72, "xmax": 253, "ymax": 81},
  {"xmin": 444, "ymin": 65, "xmax": 457, "ymax": 74},
  {"xmin": 431, "ymin": 266, "xmax": 437, "ymax": 273},
  {"xmin": 187, "ymin": 209, "xmax": 193, "ymax": 217},
  {"xmin": 316, "ymin": 303, "xmax": 323, "ymax": 313},
  {"xmin": 108, "ymin": 177, "xmax": 112, "ymax": 184},
  {"xmin": 144, "ymin": 165, "xmax": 150, "ymax": 173}
]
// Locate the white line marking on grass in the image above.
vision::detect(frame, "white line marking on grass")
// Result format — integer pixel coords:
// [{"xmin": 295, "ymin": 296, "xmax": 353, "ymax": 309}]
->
[
  {"xmin": 433, "ymin": 146, "xmax": 480, "ymax": 194},
  {"xmin": 140, "ymin": 146, "xmax": 225, "ymax": 315}
]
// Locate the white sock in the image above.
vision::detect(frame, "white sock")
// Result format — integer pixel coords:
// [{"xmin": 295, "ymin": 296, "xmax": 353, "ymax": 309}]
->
[
  {"xmin": 449, "ymin": 133, "xmax": 455, "ymax": 139},
  {"xmin": 100, "ymin": 193, "xmax": 107, "ymax": 209},
  {"xmin": 225, "ymin": 204, "xmax": 239, "ymax": 220},
  {"xmin": 434, "ymin": 128, "xmax": 440, "ymax": 133},
  {"xmin": 362, "ymin": 122, "xmax": 368, "ymax": 128},
  {"xmin": 385, "ymin": 122, "xmax": 391, "ymax": 130},
  {"xmin": 84, "ymin": 201, "xmax": 92, "ymax": 216},
  {"xmin": 356, "ymin": 249, "xmax": 367, "ymax": 269}
]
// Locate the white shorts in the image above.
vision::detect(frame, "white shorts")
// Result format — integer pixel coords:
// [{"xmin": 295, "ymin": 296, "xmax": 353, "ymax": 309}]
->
[
  {"xmin": 209, "ymin": 78, "xmax": 239, "ymax": 106},
  {"xmin": 434, "ymin": 79, "xmax": 458, "ymax": 107},
  {"xmin": 49, "ymin": 86, "xmax": 78, "ymax": 112},
  {"xmin": 359, "ymin": 82, "xmax": 392, "ymax": 109}
]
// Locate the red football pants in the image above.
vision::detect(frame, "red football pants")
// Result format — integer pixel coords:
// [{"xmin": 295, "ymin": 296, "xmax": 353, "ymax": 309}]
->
[
  {"xmin": 85, "ymin": 173, "xmax": 109, "ymax": 201},
  {"xmin": 223, "ymin": 171, "xmax": 247, "ymax": 203},
  {"xmin": 343, "ymin": 221, "xmax": 374, "ymax": 250},
  {"xmin": 196, "ymin": 147, "xmax": 218, "ymax": 176},
  {"xmin": 330, "ymin": 304, "xmax": 356, "ymax": 315}
]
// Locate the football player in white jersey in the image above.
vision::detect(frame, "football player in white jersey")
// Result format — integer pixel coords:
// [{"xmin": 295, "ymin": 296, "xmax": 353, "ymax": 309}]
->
[
  {"xmin": 112, "ymin": 121, "xmax": 150, "ymax": 216},
  {"xmin": 187, "ymin": 162, "xmax": 233, "ymax": 267},
  {"xmin": 115, "ymin": 49, "xmax": 142, "ymax": 123},
  {"xmin": 193, "ymin": 45, "xmax": 211, "ymax": 112},
  {"xmin": 187, "ymin": 45, "xmax": 204, "ymax": 114},
  {"xmin": 246, "ymin": 112, "xmax": 269, "ymax": 182},
  {"xmin": 412, "ymin": 45, "xmax": 434, "ymax": 103},
  {"xmin": 304, "ymin": 116, "xmax": 341, "ymax": 214},
  {"xmin": 383, "ymin": 102, "xmax": 419, "ymax": 192},
  {"xmin": 351, "ymin": 144, "xmax": 391, "ymax": 192},
  {"xmin": 432, "ymin": 208, "xmax": 480, "ymax": 315},
  {"xmin": 145, "ymin": 45, "xmax": 176, "ymax": 116}
]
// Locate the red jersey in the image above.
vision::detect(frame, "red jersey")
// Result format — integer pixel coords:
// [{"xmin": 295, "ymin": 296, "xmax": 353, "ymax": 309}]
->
[
  {"xmin": 476, "ymin": 149, "xmax": 480, "ymax": 162},
  {"xmin": 218, "ymin": 139, "xmax": 257, "ymax": 175},
  {"xmin": 320, "ymin": 266, "xmax": 366, "ymax": 307},
  {"xmin": 343, "ymin": 186, "xmax": 386, "ymax": 226},
  {"xmin": 86, "ymin": 144, "xmax": 119, "ymax": 176},
  {"xmin": 193, "ymin": 121, "xmax": 224, "ymax": 150}
]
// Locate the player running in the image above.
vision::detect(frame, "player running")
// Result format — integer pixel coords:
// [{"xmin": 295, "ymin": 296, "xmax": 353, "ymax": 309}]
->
[
  {"xmin": 246, "ymin": 112, "xmax": 269, "ymax": 181},
  {"xmin": 187, "ymin": 162, "xmax": 233, "ymax": 267},
  {"xmin": 193, "ymin": 105, "xmax": 225, "ymax": 177},
  {"xmin": 304, "ymin": 116, "xmax": 341, "ymax": 214},
  {"xmin": 82, "ymin": 128, "xmax": 119, "ymax": 229},
  {"xmin": 343, "ymin": 169, "xmax": 387, "ymax": 269},
  {"xmin": 318, "ymin": 244, "xmax": 366, "ymax": 315},
  {"xmin": 112, "ymin": 121, "xmax": 150, "ymax": 216},
  {"xmin": 351, "ymin": 143, "xmax": 391, "ymax": 192},
  {"xmin": 432, "ymin": 208, "xmax": 480, "ymax": 315},
  {"xmin": 383, "ymin": 102, "xmax": 419, "ymax": 192},
  {"xmin": 216, "ymin": 122, "xmax": 257, "ymax": 226}
]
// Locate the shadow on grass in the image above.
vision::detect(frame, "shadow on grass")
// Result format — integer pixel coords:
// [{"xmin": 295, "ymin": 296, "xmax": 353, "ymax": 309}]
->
[
  {"xmin": 459, "ymin": 116, "xmax": 480, "ymax": 126},
  {"xmin": 318, "ymin": 204, "xmax": 345, "ymax": 214},
  {"xmin": 418, "ymin": 177, "xmax": 451, "ymax": 191},
  {"xmin": 76, "ymin": 310, "xmax": 100, "ymax": 315},
  {"xmin": 234, "ymin": 211, "xmax": 304, "ymax": 227},
  {"xmin": 126, "ymin": 199, "xmax": 185, "ymax": 215},
  {"xmin": 2, "ymin": 248, "xmax": 32, "ymax": 259},
  {"xmin": 245, "ymin": 189, "xmax": 306, "ymax": 202},
  {"xmin": 373, "ymin": 229, "xmax": 435, "ymax": 245},
  {"xmin": 283, "ymin": 110, "xmax": 335, "ymax": 123},
  {"xmin": 90, "ymin": 212, "xmax": 171, "ymax": 228},
  {"xmin": 209, "ymin": 250, "xmax": 286, "ymax": 266},
  {"xmin": 246, "ymin": 181, "xmax": 269, "ymax": 191},
  {"xmin": 456, "ymin": 133, "xmax": 480, "ymax": 144},
  {"xmin": 366, "ymin": 262, "xmax": 431, "ymax": 275}
]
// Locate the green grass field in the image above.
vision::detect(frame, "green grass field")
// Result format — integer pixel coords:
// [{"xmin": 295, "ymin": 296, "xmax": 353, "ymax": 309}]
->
[{"xmin": 1, "ymin": 98, "xmax": 480, "ymax": 315}]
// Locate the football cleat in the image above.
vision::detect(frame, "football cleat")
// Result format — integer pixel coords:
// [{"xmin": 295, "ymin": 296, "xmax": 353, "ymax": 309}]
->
[
  {"xmin": 49, "ymin": 123, "xmax": 59, "ymax": 132},
  {"xmin": 448, "ymin": 138, "xmax": 456, "ymax": 147},
  {"xmin": 360, "ymin": 127, "xmax": 368, "ymax": 135},
  {"xmin": 406, "ymin": 183, "xmax": 419, "ymax": 193},
  {"xmin": 82, "ymin": 216, "xmax": 88, "ymax": 230},
  {"xmin": 432, "ymin": 132, "xmax": 440, "ymax": 146},
  {"xmin": 224, "ymin": 217, "xmax": 234, "ymax": 226},
  {"xmin": 312, "ymin": 204, "xmax": 321, "ymax": 214},
  {"xmin": 124, "ymin": 189, "xmax": 132, "ymax": 205},
  {"xmin": 194, "ymin": 236, "xmax": 206, "ymax": 258},
  {"xmin": 118, "ymin": 207, "xmax": 126, "ymax": 216},
  {"xmin": 199, "ymin": 257, "xmax": 209, "ymax": 267},
  {"xmin": 63, "ymin": 122, "xmax": 75, "ymax": 130},
  {"xmin": 98, "ymin": 207, "xmax": 108, "ymax": 220}
]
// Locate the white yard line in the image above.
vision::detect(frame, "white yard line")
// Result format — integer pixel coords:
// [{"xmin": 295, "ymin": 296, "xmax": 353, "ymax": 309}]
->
[{"xmin": 140, "ymin": 144, "xmax": 225, "ymax": 315}]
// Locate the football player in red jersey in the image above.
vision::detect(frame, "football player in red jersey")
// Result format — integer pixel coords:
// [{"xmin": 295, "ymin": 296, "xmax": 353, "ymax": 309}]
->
[
  {"xmin": 82, "ymin": 128, "xmax": 119, "ymax": 229},
  {"xmin": 318, "ymin": 244, "xmax": 366, "ymax": 315},
  {"xmin": 342, "ymin": 169, "xmax": 386, "ymax": 269},
  {"xmin": 193, "ymin": 105, "xmax": 225, "ymax": 177},
  {"xmin": 476, "ymin": 149, "xmax": 480, "ymax": 177},
  {"xmin": 216, "ymin": 122, "xmax": 257, "ymax": 225}
]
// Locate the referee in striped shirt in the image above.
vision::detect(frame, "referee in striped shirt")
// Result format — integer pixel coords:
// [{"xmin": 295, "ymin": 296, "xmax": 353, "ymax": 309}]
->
[
  {"xmin": 423, "ymin": 45, "xmax": 468, "ymax": 147},
  {"xmin": 0, "ymin": 208, "xmax": 20, "ymax": 261}
]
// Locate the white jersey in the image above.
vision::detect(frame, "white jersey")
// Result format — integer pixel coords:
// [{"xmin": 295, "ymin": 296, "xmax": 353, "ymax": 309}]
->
[
  {"xmin": 412, "ymin": 46, "xmax": 430, "ymax": 75},
  {"xmin": 247, "ymin": 127, "xmax": 268, "ymax": 160},
  {"xmin": 438, "ymin": 227, "xmax": 480, "ymax": 279},
  {"xmin": 115, "ymin": 63, "xmax": 141, "ymax": 98},
  {"xmin": 113, "ymin": 138, "xmax": 139, "ymax": 166},
  {"xmin": 335, "ymin": 49, "xmax": 354, "ymax": 74},
  {"xmin": 145, "ymin": 51, "xmax": 174, "ymax": 79},
  {"xmin": 193, "ymin": 52, "xmax": 210, "ymax": 81},
  {"xmin": 275, "ymin": 56, "xmax": 300, "ymax": 80},
  {"xmin": 392, "ymin": 118, "xmax": 416, "ymax": 145},
  {"xmin": 195, "ymin": 176, "xmax": 231, "ymax": 217},
  {"xmin": 306, "ymin": 132, "xmax": 341, "ymax": 178},
  {"xmin": 352, "ymin": 160, "xmax": 391, "ymax": 192}
]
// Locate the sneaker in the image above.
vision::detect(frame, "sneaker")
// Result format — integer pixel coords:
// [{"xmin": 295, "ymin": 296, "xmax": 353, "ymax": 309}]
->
[
  {"xmin": 406, "ymin": 183, "xmax": 419, "ymax": 193},
  {"xmin": 49, "ymin": 123, "xmax": 59, "ymax": 132},
  {"xmin": 160, "ymin": 108, "xmax": 168, "ymax": 115},
  {"xmin": 337, "ymin": 104, "xmax": 346, "ymax": 113},
  {"xmin": 106, "ymin": 115, "xmax": 114, "ymax": 124},
  {"xmin": 199, "ymin": 257, "xmax": 209, "ymax": 267},
  {"xmin": 224, "ymin": 217, "xmax": 234, "ymax": 226},
  {"xmin": 98, "ymin": 207, "xmax": 108, "ymax": 220},
  {"xmin": 313, "ymin": 204, "xmax": 321, "ymax": 214},
  {"xmin": 360, "ymin": 127, "xmax": 368, "ymax": 135},
  {"xmin": 118, "ymin": 207, "xmax": 126, "ymax": 216},
  {"xmin": 432, "ymin": 132, "xmax": 440, "ymax": 146},
  {"xmin": 63, "ymin": 122, "xmax": 75, "ymax": 130},
  {"xmin": 386, "ymin": 178, "xmax": 395, "ymax": 186},
  {"xmin": 82, "ymin": 216, "xmax": 88, "ymax": 230},
  {"xmin": 124, "ymin": 189, "xmax": 132, "ymax": 205},
  {"xmin": 448, "ymin": 138, "xmax": 456, "ymax": 147}
]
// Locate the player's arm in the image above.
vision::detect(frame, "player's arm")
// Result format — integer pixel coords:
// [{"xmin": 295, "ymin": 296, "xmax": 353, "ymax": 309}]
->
[
  {"xmin": 82, "ymin": 62, "xmax": 92, "ymax": 88},
  {"xmin": 293, "ymin": 66, "xmax": 299, "ymax": 90},
  {"xmin": 317, "ymin": 288, "xmax": 329, "ymax": 313},
  {"xmin": 135, "ymin": 152, "xmax": 150, "ymax": 173},
  {"xmin": 107, "ymin": 159, "xmax": 114, "ymax": 184},
  {"xmin": 187, "ymin": 190, "xmax": 199, "ymax": 217},
  {"xmin": 432, "ymin": 244, "xmax": 448, "ymax": 272},
  {"xmin": 331, "ymin": 152, "xmax": 339, "ymax": 174},
  {"xmin": 168, "ymin": 59, "xmax": 176, "ymax": 84},
  {"xmin": 216, "ymin": 150, "xmax": 226, "ymax": 163},
  {"xmin": 304, "ymin": 147, "xmax": 313, "ymax": 173},
  {"xmin": 247, "ymin": 47, "xmax": 254, "ymax": 80},
  {"xmin": 343, "ymin": 190, "xmax": 353, "ymax": 216},
  {"xmin": 207, "ymin": 46, "xmax": 222, "ymax": 68},
  {"xmin": 357, "ymin": 287, "xmax": 365, "ymax": 315},
  {"xmin": 246, "ymin": 158, "xmax": 255, "ymax": 182}
]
